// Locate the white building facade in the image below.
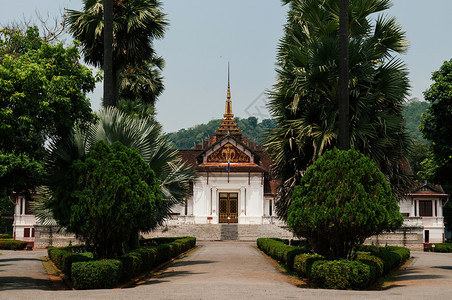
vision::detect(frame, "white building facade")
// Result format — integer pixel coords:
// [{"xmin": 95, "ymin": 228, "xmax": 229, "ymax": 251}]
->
[
  {"xmin": 13, "ymin": 193, "xmax": 37, "ymax": 247},
  {"xmin": 173, "ymin": 81, "xmax": 278, "ymax": 225}
]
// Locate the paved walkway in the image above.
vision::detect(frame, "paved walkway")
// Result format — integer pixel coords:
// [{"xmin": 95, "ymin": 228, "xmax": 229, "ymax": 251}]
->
[
  {"xmin": 0, "ymin": 250, "xmax": 53, "ymax": 291},
  {"xmin": 2, "ymin": 242, "xmax": 452, "ymax": 299}
]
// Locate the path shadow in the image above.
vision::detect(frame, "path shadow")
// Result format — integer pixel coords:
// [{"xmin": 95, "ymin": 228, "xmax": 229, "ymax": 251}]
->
[
  {"xmin": 432, "ymin": 266, "xmax": 452, "ymax": 270},
  {"xmin": 0, "ymin": 276, "xmax": 54, "ymax": 291},
  {"xmin": 0, "ymin": 258, "xmax": 42, "ymax": 262},
  {"xmin": 141, "ymin": 270, "xmax": 207, "ymax": 286},
  {"xmin": 171, "ymin": 260, "xmax": 216, "ymax": 267}
]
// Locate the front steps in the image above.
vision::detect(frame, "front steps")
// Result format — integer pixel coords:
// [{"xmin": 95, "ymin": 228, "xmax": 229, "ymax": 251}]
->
[{"xmin": 144, "ymin": 224, "xmax": 296, "ymax": 241}]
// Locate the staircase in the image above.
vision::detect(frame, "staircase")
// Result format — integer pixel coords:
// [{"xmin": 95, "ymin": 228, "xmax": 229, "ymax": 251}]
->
[{"xmin": 143, "ymin": 224, "xmax": 295, "ymax": 241}]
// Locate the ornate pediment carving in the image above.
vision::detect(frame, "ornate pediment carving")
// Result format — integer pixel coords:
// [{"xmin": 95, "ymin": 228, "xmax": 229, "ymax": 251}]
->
[{"xmin": 207, "ymin": 143, "xmax": 250, "ymax": 163}]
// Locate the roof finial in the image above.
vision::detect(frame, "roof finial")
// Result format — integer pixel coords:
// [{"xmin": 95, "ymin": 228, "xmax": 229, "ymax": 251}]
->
[{"xmin": 227, "ymin": 61, "xmax": 231, "ymax": 100}]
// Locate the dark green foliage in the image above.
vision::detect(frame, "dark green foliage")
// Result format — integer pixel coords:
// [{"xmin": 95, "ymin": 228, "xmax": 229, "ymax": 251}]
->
[
  {"xmin": 69, "ymin": 237, "xmax": 196, "ymax": 289},
  {"xmin": 293, "ymin": 253, "xmax": 324, "ymax": 278},
  {"xmin": 0, "ymin": 27, "xmax": 97, "ymax": 205},
  {"xmin": 66, "ymin": 0, "xmax": 168, "ymax": 106},
  {"xmin": 0, "ymin": 239, "xmax": 27, "ymax": 250},
  {"xmin": 428, "ymin": 243, "xmax": 452, "ymax": 252},
  {"xmin": 166, "ymin": 117, "xmax": 276, "ymax": 149},
  {"xmin": 72, "ymin": 259, "xmax": 122, "ymax": 289},
  {"xmin": 420, "ymin": 58, "xmax": 452, "ymax": 199},
  {"xmin": 267, "ymin": 0, "xmax": 412, "ymax": 220},
  {"xmin": 287, "ymin": 148, "xmax": 403, "ymax": 259},
  {"xmin": 48, "ymin": 141, "xmax": 162, "ymax": 259},
  {"xmin": 256, "ymin": 238, "xmax": 310, "ymax": 270},
  {"xmin": 0, "ymin": 233, "xmax": 12, "ymax": 239},
  {"xmin": 356, "ymin": 254, "xmax": 384, "ymax": 282},
  {"xmin": 311, "ymin": 260, "xmax": 371, "ymax": 290},
  {"xmin": 358, "ymin": 245, "xmax": 410, "ymax": 274},
  {"xmin": 47, "ymin": 245, "xmax": 93, "ymax": 279}
]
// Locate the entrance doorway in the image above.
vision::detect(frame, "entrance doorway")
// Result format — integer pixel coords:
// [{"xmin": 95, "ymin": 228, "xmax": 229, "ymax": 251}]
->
[{"xmin": 219, "ymin": 192, "xmax": 238, "ymax": 223}]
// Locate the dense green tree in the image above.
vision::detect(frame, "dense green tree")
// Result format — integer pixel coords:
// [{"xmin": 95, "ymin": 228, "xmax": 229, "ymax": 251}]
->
[
  {"xmin": 66, "ymin": 0, "xmax": 168, "ymax": 106},
  {"xmin": 0, "ymin": 27, "xmax": 97, "ymax": 159},
  {"xmin": 420, "ymin": 58, "xmax": 452, "ymax": 191},
  {"xmin": 43, "ymin": 107, "xmax": 195, "ymax": 239},
  {"xmin": 266, "ymin": 0, "xmax": 412, "ymax": 219},
  {"xmin": 287, "ymin": 148, "xmax": 403, "ymax": 260},
  {"xmin": 420, "ymin": 59, "xmax": 452, "ymax": 233},
  {"xmin": 53, "ymin": 141, "xmax": 161, "ymax": 258},
  {"xmin": 0, "ymin": 27, "xmax": 97, "ymax": 224}
]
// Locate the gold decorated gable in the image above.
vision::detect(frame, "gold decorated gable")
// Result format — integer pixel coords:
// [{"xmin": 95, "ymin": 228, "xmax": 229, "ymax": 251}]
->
[{"xmin": 207, "ymin": 143, "xmax": 250, "ymax": 163}]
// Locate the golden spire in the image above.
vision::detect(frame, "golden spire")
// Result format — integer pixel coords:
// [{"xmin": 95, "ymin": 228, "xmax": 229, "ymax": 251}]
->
[
  {"xmin": 216, "ymin": 63, "xmax": 242, "ymax": 138},
  {"xmin": 227, "ymin": 62, "xmax": 231, "ymax": 100}
]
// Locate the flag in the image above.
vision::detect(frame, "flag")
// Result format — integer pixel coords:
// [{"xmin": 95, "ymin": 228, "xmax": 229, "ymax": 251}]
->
[{"xmin": 226, "ymin": 159, "xmax": 230, "ymax": 172}]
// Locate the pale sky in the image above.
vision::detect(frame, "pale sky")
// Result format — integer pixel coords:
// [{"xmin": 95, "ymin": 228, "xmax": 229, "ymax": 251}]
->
[{"xmin": 1, "ymin": 1, "xmax": 452, "ymax": 133}]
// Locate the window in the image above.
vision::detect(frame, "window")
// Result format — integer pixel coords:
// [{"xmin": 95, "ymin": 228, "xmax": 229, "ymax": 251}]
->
[
  {"xmin": 419, "ymin": 200, "xmax": 433, "ymax": 217},
  {"xmin": 25, "ymin": 199, "xmax": 33, "ymax": 215},
  {"xmin": 24, "ymin": 228, "xmax": 30, "ymax": 238}
]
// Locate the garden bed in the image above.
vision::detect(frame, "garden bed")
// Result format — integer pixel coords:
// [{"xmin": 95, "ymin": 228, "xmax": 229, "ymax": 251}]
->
[
  {"xmin": 257, "ymin": 238, "xmax": 410, "ymax": 290},
  {"xmin": 47, "ymin": 236, "xmax": 196, "ymax": 289}
]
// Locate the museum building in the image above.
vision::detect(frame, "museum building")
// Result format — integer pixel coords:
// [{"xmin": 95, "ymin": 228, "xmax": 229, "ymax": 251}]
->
[{"xmin": 172, "ymin": 80, "xmax": 279, "ymax": 225}]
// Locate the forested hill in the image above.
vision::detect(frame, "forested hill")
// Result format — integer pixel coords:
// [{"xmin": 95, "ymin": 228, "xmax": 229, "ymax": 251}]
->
[
  {"xmin": 166, "ymin": 100, "xmax": 429, "ymax": 149},
  {"xmin": 166, "ymin": 117, "xmax": 276, "ymax": 149},
  {"xmin": 402, "ymin": 99, "xmax": 430, "ymax": 143}
]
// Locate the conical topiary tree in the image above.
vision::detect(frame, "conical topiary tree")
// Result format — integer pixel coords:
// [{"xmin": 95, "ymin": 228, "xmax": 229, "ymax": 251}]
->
[{"xmin": 287, "ymin": 147, "xmax": 403, "ymax": 260}]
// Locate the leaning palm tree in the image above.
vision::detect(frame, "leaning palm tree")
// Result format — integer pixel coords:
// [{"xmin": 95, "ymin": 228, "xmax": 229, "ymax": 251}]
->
[
  {"xmin": 65, "ymin": 0, "xmax": 168, "ymax": 105},
  {"xmin": 41, "ymin": 107, "xmax": 195, "ymax": 236},
  {"xmin": 267, "ymin": 0, "xmax": 413, "ymax": 219}
]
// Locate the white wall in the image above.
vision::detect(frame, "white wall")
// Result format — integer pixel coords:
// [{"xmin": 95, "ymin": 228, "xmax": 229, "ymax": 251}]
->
[{"xmin": 192, "ymin": 172, "xmax": 264, "ymax": 224}]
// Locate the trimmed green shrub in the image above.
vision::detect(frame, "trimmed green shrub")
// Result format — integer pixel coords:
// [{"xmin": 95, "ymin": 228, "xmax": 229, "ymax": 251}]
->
[
  {"xmin": 72, "ymin": 260, "xmax": 122, "ymax": 289},
  {"xmin": 287, "ymin": 148, "xmax": 404, "ymax": 260},
  {"xmin": 293, "ymin": 253, "xmax": 324, "ymax": 278},
  {"xmin": 0, "ymin": 239, "xmax": 27, "ymax": 250},
  {"xmin": 357, "ymin": 245, "xmax": 410, "ymax": 275},
  {"xmin": 311, "ymin": 260, "xmax": 371, "ymax": 289},
  {"xmin": 0, "ymin": 234, "xmax": 13, "ymax": 239},
  {"xmin": 70, "ymin": 236, "xmax": 196, "ymax": 289},
  {"xmin": 356, "ymin": 254, "xmax": 384, "ymax": 283},
  {"xmin": 47, "ymin": 247, "xmax": 93, "ymax": 279},
  {"xmin": 257, "ymin": 238, "xmax": 310, "ymax": 269},
  {"xmin": 428, "ymin": 243, "xmax": 452, "ymax": 252}
]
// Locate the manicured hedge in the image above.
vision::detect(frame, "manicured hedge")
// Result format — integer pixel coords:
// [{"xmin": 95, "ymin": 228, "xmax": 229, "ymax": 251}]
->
[
  {"xmin": 47, "ymin": 246, "xmax": 93, "ymax": 279},
  {"xmin": 428, "ymin": 243, "xmax": 452, "ymax": 252},
  {"xmin": 358, "ymin": 245, "xmax": 410, "ymax": 275},
  {"xmin": 356, "ymin": 254, "xmax": 384, "ymax": 283},
  {"xmin": 70, "ymin": 236, "xmax": 196, "ymax": 289},
  {"xmin": 257, "ymin": 238, "xmax": 310, "ymax": 270},
  {"xmin": 293, "ymin": 253, "xmax": 324, "ymax": 278},
  {"xmin": 0, "ymin": 234, "xmax": 13, "ymax": 239},
  {"xmin": 0, "ymin": 239, "xmax": 27, "ymax": 250},
  {"xmin": 311, "ymin": 260, "xmax": 371, "ymax": 290},
  {"xmin": 72, "ymin": 260, "xmax": 122, "ymax": 289}
]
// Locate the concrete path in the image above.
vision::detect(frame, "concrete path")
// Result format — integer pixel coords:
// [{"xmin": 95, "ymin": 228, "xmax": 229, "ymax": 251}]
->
[
  {"xmin": 0, "ymin": 250, "xmax": 53, "ymax": 291},
  {"xmin": 2, "ymin": 243, "xmax": 452, "ymax": 299}
]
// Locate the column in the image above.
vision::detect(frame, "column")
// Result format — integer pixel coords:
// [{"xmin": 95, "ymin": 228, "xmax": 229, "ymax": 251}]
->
[
  {"xmin": 212, "ymin": 187, "xmax": 217, "ymax": 215},
  {"xmin": 240, "ymin": 187, "xmax": 246, "ymax": 216}
]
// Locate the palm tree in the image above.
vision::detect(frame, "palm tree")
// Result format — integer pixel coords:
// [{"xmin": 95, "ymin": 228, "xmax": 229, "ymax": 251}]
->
[
  {"xmin": 41, "ymin": 107, "xmax": 196, "ymax": 239},
  {"xmin": 267, "ymin": 0, "xmax": 412, "ymax": 219},
  {"xmin": 65, "ymin": 0, "xmax": 168, "ymax": 106},
  {"xmin": 119, "ymin": 55, "xmax": 165, "ymax": 107}
]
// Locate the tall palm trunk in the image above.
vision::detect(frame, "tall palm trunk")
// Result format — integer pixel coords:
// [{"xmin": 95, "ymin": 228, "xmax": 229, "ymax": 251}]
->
[
  {"xmin": 103, "ymin": 0, "xmax": 115, "ymax": 107},
  {"xmin": 338, "ymin": 0, "xmax": 349, "ymax": 150}
]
